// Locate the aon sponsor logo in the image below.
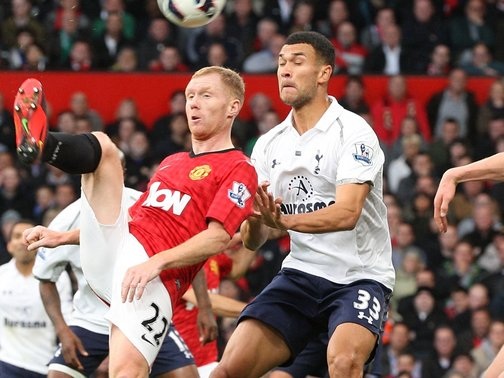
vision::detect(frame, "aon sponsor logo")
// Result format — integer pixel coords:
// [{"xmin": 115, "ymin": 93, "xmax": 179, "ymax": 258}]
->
[{"xmin": 142, "ymin": 182, "xmax": 191, "ymax": 214}]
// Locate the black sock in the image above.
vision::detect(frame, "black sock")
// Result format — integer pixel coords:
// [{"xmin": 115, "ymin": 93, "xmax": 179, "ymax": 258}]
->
[{"xmin": 42, "ymin": 132, "xmax": 102, "ymax": 174}]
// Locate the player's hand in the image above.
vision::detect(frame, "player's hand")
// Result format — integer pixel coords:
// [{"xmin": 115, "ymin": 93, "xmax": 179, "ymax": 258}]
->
[
  {"xmin": 121, "ymin": 256, "xmax": 163, "ymax": 302},
  {"xmin": 23, "ymin": 225, "xmax": 66, "ymax": 250},
  {"xmin": 433, "ymin": 172, "xmax": 457, "ymax": 233},
  {"xmin": 252, "ymin": 182, "xmax": 287, "ymax": 230},
  {"xmin": 197, "ymin": 305, "xmax": 218, "ymax": 344},
  {"xmin": 58, "ymin": 326, "xmax": 88, "ymax": 371}
]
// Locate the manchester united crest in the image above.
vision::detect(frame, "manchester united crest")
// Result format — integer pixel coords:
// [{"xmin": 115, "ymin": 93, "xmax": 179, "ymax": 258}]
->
[{"xmin": 189, "ymin": 165, "xmax": 212, "ymax": 180}]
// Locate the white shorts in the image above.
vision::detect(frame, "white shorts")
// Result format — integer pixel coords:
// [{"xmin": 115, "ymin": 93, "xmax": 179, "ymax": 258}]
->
[
  {"xmin": 198, "ymin": 362, "xmax": 219, "ymax": 378},
  {"xmin": 79, "ymin": 189, "xmax": 173, "ymax": 366}
]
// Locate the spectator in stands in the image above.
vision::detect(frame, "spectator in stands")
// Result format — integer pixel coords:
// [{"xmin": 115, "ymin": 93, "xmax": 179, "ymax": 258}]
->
[
  {"xmin": 401, "ymin": 287, "xmax": 449, "ymax": 358},
  {"xmin": 449, "ymin": 0, "xmax": 494, "ymax": 65},
  {"xmin": 205, "ymin": 42, "xmax": 231, "ymax": 69},
  {"xmin": 149, "ymin": 44, "xmax": 189, "ymax": 73},
  {"xmin": 379, "ymin": 322, "xmax": 420, "ymax": 378},
  {"xmin": 460, "ymin": 194, "xmax": 500, "ymax": 254},
  {"xmin": 47, "ymin": 5, "xmax": 85, "ymax": 69},
  {"xmin": 150, "ymin": 89, "xmax": 186, "ymax": 143},
  {"xmin": 54, "ymin": 110, "xmax": 76, "ymax": 133},
  {"xmin": 69, "ymin": 91, "xmax": 104, "ymax": 132},
  {"xmin": 428, "ymin": 118, "xmax": 461, "ymax": 175},
  {"xmin": 360, "ymin": 7, "xmax": 396, "ymax": 53},
  {"xmin": 371, "ymin": 75, "xmax": 431, "ymax": 147},
  {"xmin": 186, "ymin": 14, "xmax": 243, "ymax": 70},
  {"xmin": 471, "ymin": 319, "xmax": 504, "ymax": 375},
  {"xmin": 137, "ymin": 17, "xmax": 175, "ymax": 70},
  {"xmin": 480, "ymin": 234, "xmax": 504, "ymax": 318},
  {"xmin": 427, "ymin": 68, "xmax": 478, "ymax": 140},
  {"xmin": 262, "ymin": 0, "xmax": 297, "ymax": 34},
  {"xmin": 393, "ymin": 249, "xmax": 426, "ymax": 310},
  {"xmin": 91, "ymin": 0, "xmax": 135, "ymax": 41},
  {"xmin": 93, "ymin": 11, "xmax": 133, "ymax": 69},
  {"xmin": 234, "ymin": 92, "xmax": 273, "ymax": 149},
  {"xmin": 250, "ymin": 17, "xmax": 280, "ymax": 54},
  {"xmin": 446, "ymin": 352, "xmax": 479, "ymax": 378},
  {"xmin": 123, "ymin": 130, "xmax": 153, "ymax": 191},
  {"xmin": 242, "ymin": 33, "xmax": 285, "ymax": 73},
  {"xmin": 437, "ymin": 239, "xmax": 487, "ymax": 292},
  {"xmin": 389, "ymin": 116, "xmax": 428, "ymax": 164},
  {"xmin": 474, "ymin": 115, "xmax": 504, "ymax": 160},
  {"xmin": 337, "ymin": 75, "xmax": 370, "ymax": 116},
  {"xmin": 421, "ymin": 325, "xmax": 458, "ymax": 378},
  {"xmin": 364, "ymin": 23, "xmax": 412, "ymax": 75},
  {"xmin": 1, "ymin": 0, "xmax": 45, "ymax": 50},
  {"xmin": 396, "ymin": 151, "xmax": 435, "ymax": 207},
  {"xmin": 226, "ymin": 0, "xmax": 260, "ymax": 59},
  {"xmin": 152, "ymin": 112, "xmax": 190, "ymax": 161},
  {"xmin": 477, "ymin": 79, "xmax": 504, "ymax": 137},
  {"xmin": 331, "ymin": 21, "xmax": 367, "ymax": 75},
  {"xmin": 105, "ymin": 97, "xmax": 147, "ymax": 137},
  {"xmin": 315, "ymin": 0, "xmax": 349, "ymax": 39},
  {"xmin": 401, "ymin": 0, "xmax": 449, "ymax": 74},
  {"xmin": 425, "ymin": 43, "xmax": 452, "ymax": 76},
  {"xmin": 387, "ymin": 133, "xmax": 423, "ymax": 195},
  {"xmin": 288, "ymin": 0, "xmax": 316, "ymax": 34},
  {"xmin": 459, "ymin": 307, "xmax": 493, "ymax": 353},
  {"xmin": 0, "ymin": 92, "xmax": 15, "ymax": 153},
  {"xmin": 110, "ymin": 45, "xmax": 138, "ymax": 72},
  {"xmin": 7, "ymin": 27, "xmax": 35, "ymax": 70},
  {"xmin": 460, "ymin": 42, "xmax": 504, "ymax": 77},
  {"xmin": 32, "ymin": 184, "xmax": 55, "ymax": 224},
  {"xmin": 44, "ymin": 0, "xmax": 90, "ymax": 33},
  {"xmin": 391, "ymin": 221, "xmax": 427, "ymax": 271},
  {"xmin": 0, "ymin": 165, "xmax": 35, "ymax": 219},
  {"xmin": 66, "ymin": 39, "xmax": 95, "ymax": 71},
  {"xmin": 23, "ymin": 42, "xmax": 47, "ymax": 71},
  {"xmin": 445, "ymin": 285, "xmax": 471, "ymax": 334},
  {"xmin": 244, "ymin": 109, "xmax": 280, "ymax": 157}
]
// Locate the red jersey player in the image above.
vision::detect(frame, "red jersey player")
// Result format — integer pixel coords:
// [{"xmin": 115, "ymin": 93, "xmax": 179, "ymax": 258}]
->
[{"xmin": 19, "ymin": 67, "xmax": 258, "ymax": 377}]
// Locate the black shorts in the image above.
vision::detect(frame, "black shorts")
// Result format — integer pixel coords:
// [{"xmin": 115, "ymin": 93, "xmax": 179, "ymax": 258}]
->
[
  {"xmin": 48, "ymin": 325, "xmax": 194, "ymax": 377},
  {"xmin": 239, "ymin": 268, "xmax": 391, "ymax": 366}
]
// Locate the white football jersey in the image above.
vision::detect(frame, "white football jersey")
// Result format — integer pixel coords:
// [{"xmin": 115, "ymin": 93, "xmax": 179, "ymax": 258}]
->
[
  {"xmin": 0, "ymin": 260, "xmax": 72, "ymax": 374},
  {"xmin": 251, "ymin": 97, "xmax": 395, "ymax": 290},
  {"xmin": 33, "ymin": 187, "xmax": 142, "ymax": 334}
]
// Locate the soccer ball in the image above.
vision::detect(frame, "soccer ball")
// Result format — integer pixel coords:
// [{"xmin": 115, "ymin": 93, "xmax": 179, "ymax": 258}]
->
[{"xmin": 157, "ymin": 0, "xmax": 227, "ymax": 28}]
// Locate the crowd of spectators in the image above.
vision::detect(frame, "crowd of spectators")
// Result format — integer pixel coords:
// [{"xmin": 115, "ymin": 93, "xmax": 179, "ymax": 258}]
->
[{"xmin": 2, "ymin": 0, "xmax": 504, "ymax": 377}]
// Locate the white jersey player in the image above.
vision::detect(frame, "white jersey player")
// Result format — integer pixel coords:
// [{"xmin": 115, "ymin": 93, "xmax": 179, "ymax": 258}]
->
[{"xmin": 0, "ymin": 220, "xmax": 72, "ymax": 377}]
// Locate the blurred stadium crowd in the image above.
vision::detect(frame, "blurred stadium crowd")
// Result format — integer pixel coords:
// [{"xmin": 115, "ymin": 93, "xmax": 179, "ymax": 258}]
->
[{"xmin": 2, "ymin": 0, "xmax": 504, "ymax": 377}]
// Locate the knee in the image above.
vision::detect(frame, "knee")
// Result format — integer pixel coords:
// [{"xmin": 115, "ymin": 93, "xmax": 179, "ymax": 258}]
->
[
  {"xmin": 327, "ymin": 351, "xmax": 363, "ymax": 376},
  {"xmin": 209, "ymin": 365, "xmax": 228, "ymax": 378}
]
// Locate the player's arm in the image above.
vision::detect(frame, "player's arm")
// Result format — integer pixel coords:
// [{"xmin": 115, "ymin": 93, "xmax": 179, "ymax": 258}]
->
[
  {"xmin": 39, "ymin": 280, "xmax": 87, "ymax": 370},
  {"xmin": 483, "ymin": 344, "xmax": 504, "ymax": 378},
  {"xmin": 183, "ymin": 288, "xmax": 247, "ymax": 318},
  {"xmin": 191, "ymin": 268, "xmax": 217, "ymax": 344},
  {"xmin": 24, "ymin": 226, "xmax": 80, "ymax": 250},
  {"xmin": 443, "ymin": 152, "xmax": 504, "ymax": 183},
  {"xmin": 256, "ymin": 181, "xmax": 370, "ymax": 233}
]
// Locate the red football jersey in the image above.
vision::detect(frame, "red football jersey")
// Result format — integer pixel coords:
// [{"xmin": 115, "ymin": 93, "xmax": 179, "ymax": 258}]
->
[
  {"xmin": 128, "ymin": 149, "xmax": 257, "ymax": 306},
  {"xmin": 172, "ymin": 253, "xmax": 232, "ymax": 366}
]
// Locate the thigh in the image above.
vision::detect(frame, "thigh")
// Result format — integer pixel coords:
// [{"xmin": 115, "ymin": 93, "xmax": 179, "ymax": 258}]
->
[
  {"xmin": 106, "ymin": 233, "xmax": 173, "ymax": 368},
  {"xmin": 79, "ymin": 187, "xmax": 130, "ymax": 303},
  {"xmin": 216, "ymin": 318, "xmax": 291, "ymax": 378},
  {"xmin": 238, "ymin": 269, "xmax": 319, "ymax": 362},
  {"xmin": 81, "ymin": 132, "xmax": 124, "ymax": 225},
  {"xmin": 48, "ymin": 326, "xmax": 108, "ymax": 377},
  {"xmin": 325, "ymin": 280, "xmax": 390, "ymax": 364}
]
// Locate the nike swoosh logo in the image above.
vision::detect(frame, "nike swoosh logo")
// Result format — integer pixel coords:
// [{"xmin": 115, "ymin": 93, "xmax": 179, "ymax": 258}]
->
[
  {"xmin": 141, "ymin": 333, "xmax": 155, "ymax": 346},
  {"xmin": 21, "ymin": 118, "xmax": 30, "ymax": 133}
]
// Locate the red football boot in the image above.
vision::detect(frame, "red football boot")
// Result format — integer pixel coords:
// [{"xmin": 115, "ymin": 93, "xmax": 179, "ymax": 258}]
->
[{"xmin": 13, "ymin": 78, "xmax": 48, "ymax": 164}]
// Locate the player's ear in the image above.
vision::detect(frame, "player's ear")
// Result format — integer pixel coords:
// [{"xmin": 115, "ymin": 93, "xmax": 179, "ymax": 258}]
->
[{"xmin": 228, "ymin": 99, "xmax": 241, "ymax": 118}]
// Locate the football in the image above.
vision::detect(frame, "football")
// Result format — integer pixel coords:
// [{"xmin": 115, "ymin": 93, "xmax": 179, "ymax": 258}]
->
[{"xmin": 157, "ymin": 0, "xmax": 227, "ymax": 28}]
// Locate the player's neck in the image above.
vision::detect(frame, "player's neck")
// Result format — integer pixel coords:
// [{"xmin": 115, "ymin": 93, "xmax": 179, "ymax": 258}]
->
[
  {"xmin": 191, "ymin": 136, "xmax": 235, "ymax": 154},
  {"xmin": 292, "ymin": 96, "xmax": 331, "ymax": 135},
  {"xmin": 15, "ymin": 260, "xmax": 35, "ymax": 277}
]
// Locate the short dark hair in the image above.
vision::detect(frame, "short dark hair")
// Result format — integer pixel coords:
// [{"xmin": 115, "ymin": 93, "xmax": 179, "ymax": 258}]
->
[{"xmin": 285, "ymin": 31, "xmax": 335, "ymax": 70}]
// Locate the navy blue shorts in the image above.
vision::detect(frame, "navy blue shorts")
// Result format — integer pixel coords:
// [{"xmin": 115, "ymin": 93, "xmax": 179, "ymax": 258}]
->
[
  {"xmin": 0, "ymin": 360, "xmax": 46, "ymax": 378},
  {"xmin": 239, "ymin": 268, "xmax": 391, "ymax": 366},
  {"xmin": 49, "ymin": 325, "xmax": 194, "ymax": 377},
  {"xmin": 272, "ymin": 333, "xmax": 328, "ymax": 378}
]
